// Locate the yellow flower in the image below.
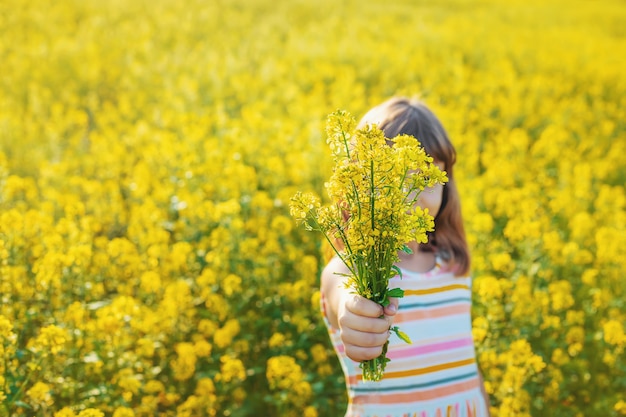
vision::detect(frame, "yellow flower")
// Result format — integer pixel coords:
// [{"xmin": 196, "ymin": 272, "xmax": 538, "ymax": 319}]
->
[
  {"xmin": 310, "ymin": 343, "xmax": 328, "ymax": 364},
  {"xmin": 222, "ymin": 273, "xmax": 242, "ymax": 297},
  {"xmin": 197, "ymin": 319, "xmax": 218, "ymax": 338},
  {"xmin": 475, "ymin": 275, "xmax": 503, "ymax": 300},
  {"xmin": 213, "ymin": 319, "xmax": 240, "ymax": 349},
  {"xmin": 139, "ymin": 270, "xmax": 161, "ymax": 294},
  {"xmin": 112, "ymin": 407, "xmax": 135, "ymax": 417},
  {"xmin": 77, "ymin": 410, "xmax": 105, "ymax": 417},
  {"xmin": 551, "ymin": 348, "xmax": 568, "ymax": 366},
  {"xmin": 177, "ymin": 395, "xmax": 201, "ymax": 417},
  {"xmin": 54, "ymin": 408, "xmax": 77, "ymax": 417},
  {"xmin": 117, "ymin": 370, "xmax": 141, "ymax": 395},
  {"xmin": 548, "ymin": 280, "xmax": 574, "ymax": 312},
  {"xmin": 197, "ymin": 268, "xmax": 217, "ymax": 288},
  {"xmin": 143, "ymin": 380, "xmax": 165, "ymax": 395},
  {"xmin": 63, "ymin": 302, "xmax": 87, "ymax": 329},
  {"xmin": 217, "ymin": 354, "xmax": 246, "ymax": 383},
  {"xmin": 581, "ymin": 268, "xmax": 598, "ymax": 286},
  {"xmin": 603, "ymin": 320, "xmax": 626, "ymax": 346},
  {"xmin": 171, "ymin": 342, "xmax": 197, "ymax": 381},
  {"xmin": 266, "ymin": 355, "xmax": 306, "ymax": 391},
  {"xmin": 27, "ymin": 381, "xmax": 53, "ymax": 408},
  {"xmin": 136, "ymin": 337, "xmax": 155, "ymax": 358},
  {"xmin": 615, "ymin": 400, "xmax": 626, "ymax": 415},
  {"xmin": 269, "ymin": 332, "xmax": 287, "ymax": 349},
  {"xmin": 193, "ymin": 338, "xmax": 212, "ymax": 357},
  {"xmin": 32, "ymin": 325, "xmax": 67, "ymax": 355},
  {"xmin": 0, "ymin": 315, "xmax": 13, "ymax": 338},
  {"xmin": 194, "ymin": 378, "xmax": 216, "ymax": 397},
  {"xmin": 472, "ymin": 316, "xmax": 489, "ymax": 343},
  {"xmin": 603, "ymin": 351, "xmax": 616, "ymax": 367},
  {"xmin": 489, "ymin": 252, "xmax": 513, "ymax": 273},
  {"xmin": 566, "ymin": 326, "xmax": 585, "ymax": 356}
]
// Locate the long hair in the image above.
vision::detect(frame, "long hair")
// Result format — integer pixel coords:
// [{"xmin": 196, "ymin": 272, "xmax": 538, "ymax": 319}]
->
[{"xmin": 357, "ymin": 97, "xmax": 470, "ymax": 276}]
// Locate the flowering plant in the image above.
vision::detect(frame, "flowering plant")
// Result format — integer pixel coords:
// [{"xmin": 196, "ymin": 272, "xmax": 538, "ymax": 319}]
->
[{"xmin": 290, "ymin": 110, "xmax": 448, "ymax": 381}]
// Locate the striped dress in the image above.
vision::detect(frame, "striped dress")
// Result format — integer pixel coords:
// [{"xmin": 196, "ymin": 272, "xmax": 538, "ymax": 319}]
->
[{"xmin": 322, "ymin": 261, "xmax": 487, "ymax": 417}]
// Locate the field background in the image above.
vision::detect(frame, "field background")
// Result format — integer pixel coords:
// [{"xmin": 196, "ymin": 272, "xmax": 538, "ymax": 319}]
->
[{"xmin": 1, "ymin": 0, "xmax": 625, "ymax": 416}]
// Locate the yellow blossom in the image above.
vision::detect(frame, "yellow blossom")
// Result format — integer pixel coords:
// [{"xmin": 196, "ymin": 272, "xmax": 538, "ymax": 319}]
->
[
  {"xmin": 171, "ymin": 342, "xmax": 197, "ymax": 381},
  {"xmin": 213, "ymin": 319, "xmax": 240, "ymax": 349},
  {"xmin": 603, "ymin": 320, "xmax": 626, "ymax": 346},
  {"xmin": 217, "ymin": 354, "xmax": 246, "ymax": 383},
  {"xmin": 77, "ymin": 410, "xmax": 105, "ymax": 417},
  {"xmin": 32, "ymin": 325, "xmax": 68, "ymax": 355},
  {"xmin": 193, "ymin": 339, "xmax": 212, "ymax": 357},
  {"xmin": 54, "ymin": 408, "xmax": 77, "ymax": 417},
  {"xmin": 269, "ymin": 332, "xmax": 287, "ymax": 349},
  {"xmin": 27, "ymin": 381, "xmax": 53, "ymax": 408},
  {"xmin": 222, "ymin": 273, "xmax": 242, "ymax": 297},
  {"xmin": 112, "ymin": 407, "xmax": 135, "ymax": 417}
]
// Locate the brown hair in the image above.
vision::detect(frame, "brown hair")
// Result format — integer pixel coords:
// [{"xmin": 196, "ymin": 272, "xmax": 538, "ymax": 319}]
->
[{"xmin": 358, "ymin": 97, "xmax": 470, "ymax": 276}]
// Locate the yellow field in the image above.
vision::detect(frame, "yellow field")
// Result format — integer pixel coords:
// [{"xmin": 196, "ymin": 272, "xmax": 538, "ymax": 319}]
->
[{"xmin": 0, "ymin": 0, "xmax": 625, "ymax": 416}]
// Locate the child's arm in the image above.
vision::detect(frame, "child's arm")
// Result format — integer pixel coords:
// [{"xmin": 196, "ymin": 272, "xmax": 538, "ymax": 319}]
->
[{"xmin": 321, "ymin": 256, "xmax": 399, "ymax": 362}]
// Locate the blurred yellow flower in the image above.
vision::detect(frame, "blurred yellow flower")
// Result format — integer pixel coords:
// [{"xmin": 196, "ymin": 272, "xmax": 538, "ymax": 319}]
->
[
  {"xmin": 214, "ymin": 319, "xmax": 240, "ymax": 349},
  {"xmin": 603, "ymin": 320, "xmax": 626, "ymax": 346},
  {"xmin": 269, "ymin": 332, "xmax": 287, "ymax": 349},
  {"xmin": 217, "ymin": 354, "xmax": 246, "ymax": 383},
  {"xmin": 54, "ymin": 408, "xmax": 77, "ymax": 417},
  {"xmin": 112, "ymin": 407, "xmax": 135, "ymax": 417},
  {"xmin": 27, "ymin": 381, "xmax": 53, "ymax": 408},
  {"xmin": 0, "ymin": 315, "xmax": 13, "ymax": 338},
  {"xmin": 32, "ymin": 324, "xmax": 67, "ymax": 355},
  {"xmin": 77, "ymin": 409, "xmax": 105, "ymax": 417},
  {"xmin": 310, "ymin": 343, "xmax": 328, "ymax": 364},
  {"xmin": 222, "ymin": 274, "xmax": 242, "ymax": 297},
  {"xmin": 171, "ymin": 343, "xmax": 197, "ymax": 381}
]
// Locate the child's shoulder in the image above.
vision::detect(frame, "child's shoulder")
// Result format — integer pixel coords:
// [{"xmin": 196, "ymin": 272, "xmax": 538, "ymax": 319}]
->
[{"xmin": 398, "ymin": 257, "xmax": 471, "ymax": 281}]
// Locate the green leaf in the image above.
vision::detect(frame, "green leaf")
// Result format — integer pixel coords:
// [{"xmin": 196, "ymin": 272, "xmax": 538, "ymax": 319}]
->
[
  {"xmin": 387, "ymin": 288, "xmax": 405, "ymax": 298},
  {"xmin": 391, "ymin": 265, "xmax": 402, "ymax": 279},
  {"xmin": 401, "ymin": 245, "xmax": 413, "ymax": 254},
  {"xmin": 13, "ymin": 401, "xmax": 33, "ymax": 410}
]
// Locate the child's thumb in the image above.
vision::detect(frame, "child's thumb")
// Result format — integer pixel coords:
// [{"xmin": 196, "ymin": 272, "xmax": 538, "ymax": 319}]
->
[{"xmin": 383, "ymin": 297, "xmax": 400, "ymax": 317}]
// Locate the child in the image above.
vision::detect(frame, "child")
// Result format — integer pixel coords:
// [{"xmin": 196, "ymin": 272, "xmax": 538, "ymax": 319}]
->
[{"xmin": 321, "ymin": 97, "xmax": 490, "ymax": 417}]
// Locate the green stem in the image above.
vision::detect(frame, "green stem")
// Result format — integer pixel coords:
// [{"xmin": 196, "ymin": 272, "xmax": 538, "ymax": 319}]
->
[
  {"xmin": 341, "ymin": 125, "xmax": 351, "ymax": 160},
  {"xmin": 9, "ymin": 354, "xmax": 45, "ymax": 407},
  {"xmin": 370, "ymin": 159, "xmax": 375, "ymax": 231},
  {"xmin": 349, "ymin": 179, "xmax": 361, "ymax": 220}
]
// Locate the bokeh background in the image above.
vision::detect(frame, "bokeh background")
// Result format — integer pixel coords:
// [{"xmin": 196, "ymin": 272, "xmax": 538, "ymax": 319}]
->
[{"xmin": 1, "ymin": 0, "xmax": 625, "ymax": 416}]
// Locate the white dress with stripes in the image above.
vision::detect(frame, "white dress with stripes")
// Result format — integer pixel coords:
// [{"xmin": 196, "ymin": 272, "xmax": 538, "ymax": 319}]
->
[{"xmin": 322, "ymin": 261, "xmax": 488, "ymax": 417}]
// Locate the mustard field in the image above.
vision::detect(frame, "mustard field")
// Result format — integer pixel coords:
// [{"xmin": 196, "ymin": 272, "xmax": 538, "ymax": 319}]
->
[{"xmin": 0, "ymin": 0, "xmax": 625, "ymax": 416}]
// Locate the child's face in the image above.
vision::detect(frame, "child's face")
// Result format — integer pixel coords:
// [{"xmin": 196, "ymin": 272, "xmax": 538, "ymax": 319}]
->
[{"xmin": 412, "ymin": 161, "xmax": 445, "ymax": 217}]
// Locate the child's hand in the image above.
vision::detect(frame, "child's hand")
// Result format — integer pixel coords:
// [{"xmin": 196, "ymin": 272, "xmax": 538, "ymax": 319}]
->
[{"xmin": 337, "ymin": 294, "xmax": 399, "ymax": 362}]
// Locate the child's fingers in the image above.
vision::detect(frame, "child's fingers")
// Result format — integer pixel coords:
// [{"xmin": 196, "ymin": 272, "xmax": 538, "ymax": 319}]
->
[
  {"xmin": 339, "ymin": 308, "xmax": 390, "ymax": 333},
  {"xmin": 383, "ymin": 297, "xmax": 399, "ymax": 317},
  {"xmin": 345, "ymin": 294, "xmax": 384, "ymax": 318},
  {"xmin": 343, "ymin": 343, "xmax": 384, "ymax": 362},
  {"xmin": 340, "ymin": 327, "xmax": 389, "ymax": 348}
]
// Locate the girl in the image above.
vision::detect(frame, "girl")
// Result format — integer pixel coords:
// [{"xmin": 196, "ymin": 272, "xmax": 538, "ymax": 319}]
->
[{"xmin": 321, "ymin": 97, "xmax": 490, "ymax": 417}]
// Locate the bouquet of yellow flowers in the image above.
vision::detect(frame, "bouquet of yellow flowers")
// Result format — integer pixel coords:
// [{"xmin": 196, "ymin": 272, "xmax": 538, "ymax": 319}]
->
[{"xmin": 290, "ymin": 110, "xmax": 448, "ymax": 381}]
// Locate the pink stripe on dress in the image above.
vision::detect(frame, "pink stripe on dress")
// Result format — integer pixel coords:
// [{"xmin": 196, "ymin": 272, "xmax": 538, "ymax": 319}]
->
[
  {"xmin": 395, "ymin": 303, "xmax": 470, "ymax": 322},
  {"xmin": 387, "ymin": 337, "xmax": 475, "ymax": 360}
]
